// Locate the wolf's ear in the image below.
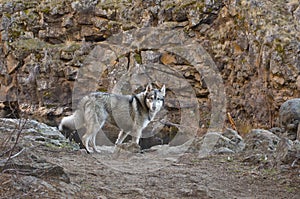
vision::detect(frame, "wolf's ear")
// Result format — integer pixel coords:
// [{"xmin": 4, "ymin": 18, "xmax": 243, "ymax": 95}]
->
[
  {"xmin": 161, "ymin": 85, "xmax": 166, "ymax": 96},
  {"xmin": 145, "ymin": 83, "xmax": 152, "ymax": 93}
]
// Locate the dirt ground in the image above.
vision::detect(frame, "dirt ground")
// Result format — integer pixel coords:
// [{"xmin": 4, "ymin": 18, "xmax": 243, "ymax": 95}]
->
[{"xmin": 1, "ymin": 143, "xmax": 299, "ymax": 199}]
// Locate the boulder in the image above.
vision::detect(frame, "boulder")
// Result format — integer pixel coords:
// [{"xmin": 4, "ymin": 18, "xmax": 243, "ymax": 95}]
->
[
  {"xmin": 223, "ymin": 128, "xmax": 245, "ymax": 151},
  {"xmin": 274, "ymin": 138, "xmax": 300, "ymax": 167},
  {"xmin": 243, "ymin": 137, "xmax": 300, "ymax": 168},
  {"xmin": 279, "ymin": 98, "xmax": 300, "ymax": 140},
  {"xmin": 0, "ymin": 118, "xmax": 79, "ymax": 151},
  {"xmin": 188, "ymin": 128, "xmax": 245, "ymax": 156},
  {"xmin": 0, "ymin": 118, "xmax": 80, "ymax": 196},
  {"xmin": 245, "ymin": 129, "xmax": 280, "ymax": 152}
]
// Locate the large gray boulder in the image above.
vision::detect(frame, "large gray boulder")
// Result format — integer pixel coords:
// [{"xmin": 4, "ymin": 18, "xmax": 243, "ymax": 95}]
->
[
  {"xmin": 0, "ymin": 118, "xmax": 74, "ymax": 148},
  {"xmin": 0, "ymin": 118, "xmax": 80, "ymax": 197},
  {"xmin": 245, "ymin": 129, "xmax": 280, "ymax": 152},
  {"xmin": 279, "ymin": 98, "xmax": 300, "ymax": 140},
  {"xmin": 188, "ymin": 128, "xmax": 245, "ymax": 156}
]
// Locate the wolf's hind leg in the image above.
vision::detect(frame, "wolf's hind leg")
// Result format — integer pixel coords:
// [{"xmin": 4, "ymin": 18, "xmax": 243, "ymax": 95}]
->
[
  {"xmin": 82, "ymin": 120, "xmax": 102, "ymax": 153},
  {"xmin": 91, "ymin": 120, "xmax": 105, "ymax": 153},
  {"xmin": 82, "ymin": 133, "xmax": 93, "ymax": 153},
  {"xmin": 115, "ymin": 130, "xmax": 130, "ymax": 145}
]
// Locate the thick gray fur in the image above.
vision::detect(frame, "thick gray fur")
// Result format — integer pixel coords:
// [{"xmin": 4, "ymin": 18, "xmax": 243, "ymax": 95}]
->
[{"xmin": 59, "ymin": 84, "xmax": 165, "ymax": 153}]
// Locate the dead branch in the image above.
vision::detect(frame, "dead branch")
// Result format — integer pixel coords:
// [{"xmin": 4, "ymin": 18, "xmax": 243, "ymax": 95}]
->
[
  {"xmin": 297, "ymin": 123, "xmax": 300, "ymax": 141},
  {"xmin": 227, "ymin": 112, "xmax": 238, "ymax": 132},
  {"xmin": 0, "ymin": 148, "xmax": 25, "ymax": 164},
  {"xmin": 1, "ymin": 118, "xmax": 28, "ymax": 170}
]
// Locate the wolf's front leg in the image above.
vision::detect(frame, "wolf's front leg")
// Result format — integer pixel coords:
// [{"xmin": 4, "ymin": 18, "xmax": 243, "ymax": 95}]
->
[
  {"xmin": 133, "ymin": 129, "xmax": 143, "ymax": 145},
  {"xmin": 115, "ymin": 130, "xmax": 124, "ymax": 145},
  {"xmin": 115, "ymin": 130, "xmax": 130, "ymax": 145}
]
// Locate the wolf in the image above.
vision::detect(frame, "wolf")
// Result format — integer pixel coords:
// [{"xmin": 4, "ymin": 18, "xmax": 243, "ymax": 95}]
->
[{"xmin": 59, "ymin": 84, "xmax": 165, "ymax": 153}]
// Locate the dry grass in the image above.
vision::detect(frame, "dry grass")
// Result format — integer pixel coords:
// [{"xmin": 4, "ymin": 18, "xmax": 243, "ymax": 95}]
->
[{"xmin": 235, "ymin": 119, "xmax": 253, "ymax": 137}]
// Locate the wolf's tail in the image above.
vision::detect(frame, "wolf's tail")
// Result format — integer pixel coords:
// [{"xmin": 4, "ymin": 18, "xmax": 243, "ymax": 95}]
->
[
  {"xmin": 58, "ymin": 109, "xmax": 85, "ymax": 131},
  {"xmin": 58, "ymin": 95, "xmax": 92, "ymax": 131}
]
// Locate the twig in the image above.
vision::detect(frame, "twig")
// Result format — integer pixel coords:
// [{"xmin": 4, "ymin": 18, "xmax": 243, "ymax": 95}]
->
[
  {"xmin": 297, "ymin": 123, "xmax": 300, "ymax": 141},
  {"xmin": 2, "ymin": 119, "xmax": 28, "ymax": 170},
  {"xmin": 227, "ymin": 112, "xmax": 237, "ymax": 132},
  {"xmin": 0, "ymin": 148, "xmax": 25, "ymax": 164},
  {"xmin": 291, "ymin": 158, "xmax": 298, "ymax": 167}
]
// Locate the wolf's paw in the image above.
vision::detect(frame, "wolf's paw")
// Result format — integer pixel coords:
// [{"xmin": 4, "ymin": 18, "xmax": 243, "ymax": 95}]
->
[
  {"xmin": 113, "ymin": 145, "xmax": 121, "ymax": 153},
  {"xmin": 116, "ymin": 142, "xmax": 141, "ymax": 153},
  {"xmin": 94, "ymin": 148, "xmax": 101, "ymax": 153},
  {"xmin": 90, "ymin": 145, "xmax": 101, "ymax": 153},
  {"xmin": 85, "ymin": 147, "xmax": 94, "ymax": 154}
]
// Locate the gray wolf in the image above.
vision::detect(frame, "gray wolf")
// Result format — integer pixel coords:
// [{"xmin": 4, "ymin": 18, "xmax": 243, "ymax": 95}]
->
[{"xmin": 59, "ymin": 84, "xmax": 165, "ymax": 153}]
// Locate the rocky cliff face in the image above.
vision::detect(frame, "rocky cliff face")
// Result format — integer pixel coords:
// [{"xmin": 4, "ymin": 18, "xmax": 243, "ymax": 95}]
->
[{"xmin": 0, "ymin": 0, "xmax": 299, "ymax": 131}]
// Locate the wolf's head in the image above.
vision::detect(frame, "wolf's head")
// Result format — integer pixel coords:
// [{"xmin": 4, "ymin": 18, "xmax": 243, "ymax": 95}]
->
[{"xmin": 144, "ymin": 84, "xmax": 166, "ymax": 112}]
